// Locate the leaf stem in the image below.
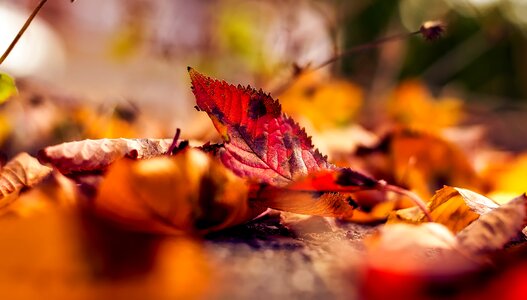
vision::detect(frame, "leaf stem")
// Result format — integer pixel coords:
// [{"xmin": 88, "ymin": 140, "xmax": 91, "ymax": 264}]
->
[
  {"xmin": 0, "ymin": 0, "xmax": 49, "ymax": 66},
  {"xmin": 380, "ymin": 181, "xmax": 433, "ymax": 222}
]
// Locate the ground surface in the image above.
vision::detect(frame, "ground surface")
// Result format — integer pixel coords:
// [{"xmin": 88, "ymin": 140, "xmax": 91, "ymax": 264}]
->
[{"xmin": 205, "ymin": 212, "xmax": 375, "ymax": 299}]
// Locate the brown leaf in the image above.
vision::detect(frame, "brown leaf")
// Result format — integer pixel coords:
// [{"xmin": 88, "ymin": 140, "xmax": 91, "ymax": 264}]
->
[
  {"xmin": 456, "ymin": 194, "xmax": 527, "ymax": 256},
  {"xmin": 38, "ymin": 138, "xmax": 173, "ymax": 174},
  {"xmin": 388, "ymin": 186, "xmax": 499, "ymax": 233},
  {"xmin": 0, "ymin": 153, "xmax": 52, "ymax": 212},
  {"xmin": 5, "ymin": 171, "xmax": 77, "ymax": 217},
  {"xmin": 95, "ymin": 149, "xmax": 266, "ymax": 235}
]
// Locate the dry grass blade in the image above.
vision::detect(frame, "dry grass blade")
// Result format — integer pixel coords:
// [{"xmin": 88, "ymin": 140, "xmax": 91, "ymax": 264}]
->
[
  {"xmin": 0, "ymin": 153, "xmax": 52, "ymax": 211},
  {"xmin": 38, "ymin": 138, "xmax": 173, "ymax": 174}
]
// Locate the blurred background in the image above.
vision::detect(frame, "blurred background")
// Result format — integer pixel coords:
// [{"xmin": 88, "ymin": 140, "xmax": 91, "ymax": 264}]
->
[
  {"xmin": 0, "ymin": 0, "xmax": 527, "ymax": 152},
  {"xmin": 2, "ymin": 1, "xmax": 527, "ymax": 299}
]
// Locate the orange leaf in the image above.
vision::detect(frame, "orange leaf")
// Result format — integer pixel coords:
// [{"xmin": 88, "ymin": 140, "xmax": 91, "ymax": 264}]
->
[
  {"xmin": 95, "ymin": 149, "xmax": 266, "ymax": 235},
  {"xmin": 389, "ymin": 186, "xmax": 499, "ymax": 233}
]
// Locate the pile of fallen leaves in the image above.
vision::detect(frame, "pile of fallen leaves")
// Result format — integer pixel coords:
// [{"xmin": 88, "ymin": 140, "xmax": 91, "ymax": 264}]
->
[{"xmin": 1, "ymin": 69, "xmax": 526, "ymax": 299}]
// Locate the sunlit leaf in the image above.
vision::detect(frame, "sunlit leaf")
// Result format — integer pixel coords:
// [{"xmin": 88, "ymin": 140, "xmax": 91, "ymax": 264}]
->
[
  {"xmin": 457, "ymin": 194, "xmax": 527, "ymax": 256},
  {"xmin": 189, "ymin": 69, "xmax": 428, "ymax": 220},
  {"xmin": 189, "ymin": 68, "xmax": 333, "ymax": 186},
  {"xmin": 95, "ymin": 149, "xmax": 265, "ymax": 234},
  {"xmin": 38, "ymin": 138, "xmax": 173, "ymax": 175},
  {"xmin": 6, "ymin": 171, "xmax": 77, "ymax": 217},
  {"xmin": 389, "ymin": 186, "xmax": 499, "ymax": 233},
  {"xmin": 0, "ymin": 153, "xmax": 52, "ymax": 213}
]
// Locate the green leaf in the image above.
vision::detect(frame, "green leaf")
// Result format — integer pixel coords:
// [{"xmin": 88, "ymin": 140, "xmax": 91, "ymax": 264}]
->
[{"xmin": 0, "ymin": 73, "xmax": 17, "ymax": 103}]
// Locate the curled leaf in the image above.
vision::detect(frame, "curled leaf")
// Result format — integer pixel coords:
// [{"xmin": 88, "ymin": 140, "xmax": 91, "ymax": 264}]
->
[
  {"xmin": 38, "ymin": 138, "xmax": 173, "ymax": 174},
  {"xmin": 0, "ymin": 153, "xmax": 52, "ymax": 212},
  {"xmin": 95, "ymin": 149, "xmax": 265, "ymax": 235},
  {"xmin": 457, "ymin": 194, "xmax": 527, "ymax": 256},
  {"xmin": 389, "ymin": 186, "xmax": 498, "ymax": 233}
]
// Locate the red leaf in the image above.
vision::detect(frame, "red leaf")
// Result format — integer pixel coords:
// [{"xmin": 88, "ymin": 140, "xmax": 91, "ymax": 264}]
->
[
  {"xmin": 189, "ymin": 68, "xmax": 429, "ymax": 220},
  {"xmin": 253, "ymin": 169, "xmax": 381, "ymax": 219},
  {"xmin": 189, "ymin": 68, "xmax": 331, "ymax": 186}
]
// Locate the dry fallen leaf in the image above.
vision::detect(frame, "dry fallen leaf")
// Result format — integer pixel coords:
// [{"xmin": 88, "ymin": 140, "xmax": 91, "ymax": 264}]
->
[
  {"xmin": 389, "ymin": 186, "xmax": 499, "ymax": 233},
  {"xmin": 95, "ymin": 149, "xmax": 265, "ymax": 235},
  {"xmin": 354, "ymin": 130, "xmax": 480, "ymax": 200},
  {"xmin": 5, "ymin": 171, "xmax": 77, "ymax": 217},
  {"xmin": 38, "ymin": 138, "xmax": 173, "ymax": 174},
  {"xmin": 457, "ymin": 194, "xmax": 527, "ymax": 256},
  {"xmin": 0, "ymin": 153, "xmax": 52, "ymax": 213},
  {"xmin": 190, "ymin": 68, "xmax": 427, "ymax": 220},
  {"xmin": 362, "ymin": 193, "xmax": 527, "ymax": 300},
  {"xmin": 189, "ymin": 67, "xmax": 332, "ymax": 186}
]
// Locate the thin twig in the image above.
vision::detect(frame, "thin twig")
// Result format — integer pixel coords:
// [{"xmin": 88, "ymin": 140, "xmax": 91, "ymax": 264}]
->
[
  {"xmin": 272, "ymin": 21, "xmax": 445, "ymax": 95},
  {"xmin": 0, "ymin": 0, "xmax": 49, "ymax": 65},
  {"xmin": 313, "ymin": 31, "xmax": 420, "ymax": 72},
  {"xmin": 271, "ymin": 31, "xmax": 420, "ymax": 95}
]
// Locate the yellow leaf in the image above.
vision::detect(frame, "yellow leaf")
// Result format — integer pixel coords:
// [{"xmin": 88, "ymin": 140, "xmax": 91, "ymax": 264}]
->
[
  {"xmin": 482, "ymin": 153, "xmax": 527, "ymax": 204},
  {"xmin": 388, "ymin": 80, "xmax": 462, "ymax": 132},
  {"xmin": 388, "ymin": 186, "xmax": 499, "ymax": 233},
  {"xmin": 279, "ymin": 72, "xmax": 363, "ymax": 130},
  {"xmin": 0, "ymin": 72, "xmax": 17, "ymax": 104}
]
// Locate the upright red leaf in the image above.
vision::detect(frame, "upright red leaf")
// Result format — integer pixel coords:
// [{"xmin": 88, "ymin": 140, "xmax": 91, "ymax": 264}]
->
[
  {"xmin": 189, "ymin": 68, "xmax": 331, "ymax": 186},
  {"xmin": 189, "ymin": 68, "xmax": 429, "ymax": 220}
]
